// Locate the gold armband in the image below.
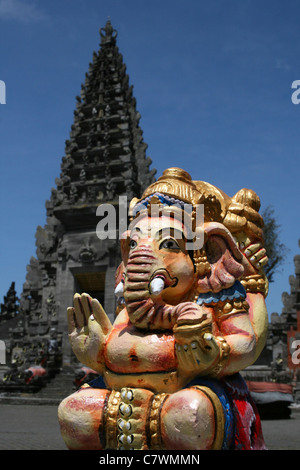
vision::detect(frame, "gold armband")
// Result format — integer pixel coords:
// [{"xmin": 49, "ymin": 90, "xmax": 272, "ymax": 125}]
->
[
  {"xmin": 208, "ymin": 336, "xmax": 230, "ymax": 377},
  {"xmin": 240, "ymin": 273, "xmax": 268, "ymax": 297},
  {"xmin": 214, "ymin": 298, "xmax": 250, "ymax": 319}
]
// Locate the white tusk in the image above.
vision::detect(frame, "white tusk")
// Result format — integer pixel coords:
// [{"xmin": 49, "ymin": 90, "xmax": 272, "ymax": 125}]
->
[
  {"xmin": 114, "ymin": 281, "xmax": 124, "ymax": 298},
  {"xmin": 149, "ymin": 277, "xmax": 165, "ymax": 295}
]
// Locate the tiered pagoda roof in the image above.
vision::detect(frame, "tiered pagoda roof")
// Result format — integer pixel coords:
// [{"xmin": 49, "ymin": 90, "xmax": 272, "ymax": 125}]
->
[
  {"xmin": 46, "ymin": 19, "xmax": 156, "ymax": 228},
  {"xmin": 0, "ymin": 20, "xmax": 156, "ymax": 391}
]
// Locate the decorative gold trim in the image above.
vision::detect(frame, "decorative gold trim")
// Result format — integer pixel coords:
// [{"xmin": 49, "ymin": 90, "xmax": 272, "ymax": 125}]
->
[
  {"xmin": 240, "ymin": 273, "xmax": 268, "ymax": 297},
  {"xmin": 117, "ymin": 387, "xmax": 136, "ymax": 450},
  {"xmin": 149, "ymin": 393, "xmax": 168, "ymax": 450},
  {"xmin": 215, "ymin": 298, "xmax": 250, "ymax": 318},
  {"xmin": 193, "ymin": 248, "xmax": 211, "ymax": 277},
  {"xmin": 114, "ymin": 387, "xmax": 156, "ymax": 450},
  {"xmin": 208, "ymin": 336, "xmax": 230, "ymax": 377},
  {"xmin": 105, "ymin": 389, "xmax": 121, "ymax": 449},
  {"xmin": 192, "ymin": 385, "xmax": 225, "ymax": 450}
]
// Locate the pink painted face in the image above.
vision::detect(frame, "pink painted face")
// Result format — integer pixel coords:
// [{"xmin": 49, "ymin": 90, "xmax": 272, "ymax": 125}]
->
[{"xmin": 127, "ymin": 213, "xmax": 195, "ymax": 304}]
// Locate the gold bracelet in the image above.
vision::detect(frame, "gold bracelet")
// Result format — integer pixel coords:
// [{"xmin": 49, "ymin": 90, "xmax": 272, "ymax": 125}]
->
[
  {"xmin": 240, "ymin": 274, "xmax": 268, "ymax": 297},
  {"xmin": 214, "ymin": 298, "xmax": 250, "ymax": 318},
  {"xmin": 207, "ymin": 336, "xmax": 230, "ymax": 377}
]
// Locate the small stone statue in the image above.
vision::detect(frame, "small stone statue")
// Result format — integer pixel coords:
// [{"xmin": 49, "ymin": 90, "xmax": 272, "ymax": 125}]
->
[{"xmin": 58, "ymin": 168, "xmax": 268, "ymax": 450}]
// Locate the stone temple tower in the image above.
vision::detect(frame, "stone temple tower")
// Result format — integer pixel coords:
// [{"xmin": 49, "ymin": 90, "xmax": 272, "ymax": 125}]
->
[{"xmin": 0, "ymin": 20, "xmax": 156, "ymax": 389}]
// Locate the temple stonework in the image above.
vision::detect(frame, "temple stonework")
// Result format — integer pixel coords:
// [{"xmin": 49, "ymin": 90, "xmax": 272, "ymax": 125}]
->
[
  {"xmin": 0, "ymin": 20, "xmax": 156, "ymax": 393},
  {"xmin": 240, "ymin": 241, "xmax": 300, "ymax": 414},
  {"xmin": 269, "ymin": 241, "xmax": 300, "ymax": 394}
]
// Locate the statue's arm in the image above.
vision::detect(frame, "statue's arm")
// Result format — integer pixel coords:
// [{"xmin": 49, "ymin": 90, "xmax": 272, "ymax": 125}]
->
[
  {"xmin": 215, "ymin": 235, "xmax": 269, "ymax": 376},
  {"xmin": 173, "ymin": 296, "xmax": 266, "ymax": 379},
  {"xmin": 214, "ymin": 305, "xmax": 257, "ymax": 376}
]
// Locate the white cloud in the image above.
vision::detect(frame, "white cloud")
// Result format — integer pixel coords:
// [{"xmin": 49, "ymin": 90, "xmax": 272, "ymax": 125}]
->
[{"xmin": 0, "ymin": 0, "xmax": 47, "ymax": 22}]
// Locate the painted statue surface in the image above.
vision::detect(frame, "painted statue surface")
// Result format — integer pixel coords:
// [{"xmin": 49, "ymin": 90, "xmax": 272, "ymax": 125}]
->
[{"xmin": 58, "ymin": 168, "xmax": 269, "ymax": 450}]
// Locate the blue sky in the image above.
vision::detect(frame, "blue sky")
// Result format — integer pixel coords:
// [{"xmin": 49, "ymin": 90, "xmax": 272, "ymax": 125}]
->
[{"xmin": 0, "ymin": 0, "xmax": 299, "ymax": 318}]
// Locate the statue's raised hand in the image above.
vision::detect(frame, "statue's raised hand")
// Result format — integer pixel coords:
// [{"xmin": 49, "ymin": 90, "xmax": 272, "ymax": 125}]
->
[
  {"xmin": 235, "ymin": 233, "xmax": 268, "ymax": 275},
  {"xmin": 67, "ymin": 293, "xmax": 112, "ymax": 374}
]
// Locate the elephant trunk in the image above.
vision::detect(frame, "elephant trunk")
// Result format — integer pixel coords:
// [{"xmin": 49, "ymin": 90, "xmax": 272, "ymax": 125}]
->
[{"xmin": 123, "ymin": 246, "xmax": 178, "ymax": 330}]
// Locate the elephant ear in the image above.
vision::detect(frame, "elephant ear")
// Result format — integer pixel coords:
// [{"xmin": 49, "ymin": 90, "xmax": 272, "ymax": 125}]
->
[{"xmin": 196, "ymin": 222, "xmax": 244, "ymax": 293}]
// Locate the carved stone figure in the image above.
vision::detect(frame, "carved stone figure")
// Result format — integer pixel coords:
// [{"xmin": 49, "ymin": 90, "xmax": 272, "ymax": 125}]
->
[{"xmin": 58, "ymin": 168, "xmax": 269, "ymax": 450}]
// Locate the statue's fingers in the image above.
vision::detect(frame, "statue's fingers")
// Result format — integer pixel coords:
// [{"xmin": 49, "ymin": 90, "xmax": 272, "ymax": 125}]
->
[
  {"xmin": 244, "ymin": 243, "xmax": 262, "ymax": 257},
  {"xmin": 73, "ymin": 293, "xmax": 87, "ymax": 328},
  {"xmin": 67, "ymin": 307, "xmax": 77, "ymax": 334},
  {"xmin": 176, "ymin": 342, "xmax": 201, "ymax": 370},
  {"xmin": 238, "ymin": 236, "xmax": 252, "ymax": 250},
  {"xmin": 91, "ymin": 298, "xmax": 112, "ymax": 334},
  {"xmin": 249, "ymin": 248, "xmax": 266, "ymax": 263},
  {"xmin": 80, "ymin": 293, "xmax": 94, "ymax": 325},
  {"xmin": 174, "ymin": 343, "xmax": 190, "ymax": 365},
  {"xmin": 254, "ymin": 255, "xmax": 268, "ymax": 269},
  {"xmin": 202, "ymin": 333, "xmax": 219, "ymax": 352}
]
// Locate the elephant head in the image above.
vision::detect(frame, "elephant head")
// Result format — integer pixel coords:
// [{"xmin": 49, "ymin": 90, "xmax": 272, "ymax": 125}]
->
[
  {"xmin": 113, "ymin": 167, "xmax": 266, "ymax": 331},
  {"xmin": 118, "ymin": 203, "xmax": 245, "ymax": 331}
]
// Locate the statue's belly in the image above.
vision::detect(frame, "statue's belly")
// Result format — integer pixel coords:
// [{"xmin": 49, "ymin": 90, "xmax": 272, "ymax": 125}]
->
[{"xmin": 104, "ymin": 322, "xmax": 177, "ymax": 374}]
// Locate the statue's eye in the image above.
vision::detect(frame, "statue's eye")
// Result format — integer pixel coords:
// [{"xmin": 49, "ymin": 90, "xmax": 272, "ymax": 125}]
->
[
  {"xmin": 129, "ymin": 239, "xmax": 137, "ymax": 249},
  {"xmin": 159, "ymin": 239, "xmax": 179, "ymax": 250}
]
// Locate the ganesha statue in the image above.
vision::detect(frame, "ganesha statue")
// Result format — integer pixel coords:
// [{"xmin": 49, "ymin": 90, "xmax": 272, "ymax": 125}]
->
[{"xmin": 58, "ymin": 168, "xmax": 269, "ymax": 450}]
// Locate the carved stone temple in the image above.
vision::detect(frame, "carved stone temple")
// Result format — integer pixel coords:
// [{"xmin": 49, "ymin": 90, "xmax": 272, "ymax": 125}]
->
[
  {"xmin": 0, "ymin": 20, "xmax": 156, "ymax": 395},
  {"xmin": 268, "ymin": 242, "xmax": 300, "ymax": 397},
  {"xmin": 240, "ymin": 241, "xmax": 300, "ymax": 414}
]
